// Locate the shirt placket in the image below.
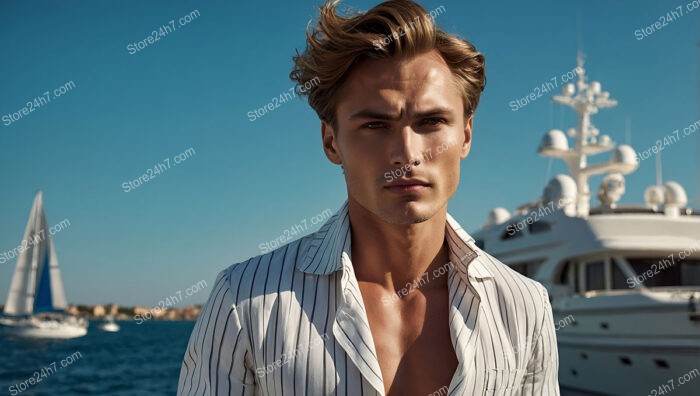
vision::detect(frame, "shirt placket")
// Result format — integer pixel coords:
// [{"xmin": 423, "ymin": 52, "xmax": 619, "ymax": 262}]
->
[
  {"xmin": 332, "ymin": 252, "xmax": 386, "ymax": 395},
  {"xmin": 446, "ymin": 250, "xmax": 484, "ymax": 395}
]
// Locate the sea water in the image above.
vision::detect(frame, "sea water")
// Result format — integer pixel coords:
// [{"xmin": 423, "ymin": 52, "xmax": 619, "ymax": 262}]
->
[{"xmin": 0, "ymin": 320, "xmax": 193, "ymax": 395}]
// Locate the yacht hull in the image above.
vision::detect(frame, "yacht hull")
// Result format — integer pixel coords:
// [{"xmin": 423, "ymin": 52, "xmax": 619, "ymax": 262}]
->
[{"xmin": 559, "ymin": 341, "xmax": 699, "ymax": 396}]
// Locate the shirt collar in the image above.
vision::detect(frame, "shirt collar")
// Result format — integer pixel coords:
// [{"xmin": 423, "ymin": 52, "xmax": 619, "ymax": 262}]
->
[{"xmin": 297, "ymin": 200, "xmax": 494, "ymax": 280}]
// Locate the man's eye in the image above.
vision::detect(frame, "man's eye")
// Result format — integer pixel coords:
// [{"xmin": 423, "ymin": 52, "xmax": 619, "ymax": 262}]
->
[
  {"xmin": 421, "ymin": 117, "xmax": 446, "ymax": 126},
  {"xmin": 362, "ymin": 121, "xmax": 387, "ymax": 129}
]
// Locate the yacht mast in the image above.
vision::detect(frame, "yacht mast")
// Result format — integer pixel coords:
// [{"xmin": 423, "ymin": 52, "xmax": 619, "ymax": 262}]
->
[{"xmin": 540, "ymin": 53, "xmax": 637, "ymax": 217}]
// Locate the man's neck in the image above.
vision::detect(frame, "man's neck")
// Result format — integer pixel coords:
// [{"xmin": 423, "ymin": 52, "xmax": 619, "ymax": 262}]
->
[{"xmin": 347, "ymin": 198, "xmax": 450, "ymax": 292}]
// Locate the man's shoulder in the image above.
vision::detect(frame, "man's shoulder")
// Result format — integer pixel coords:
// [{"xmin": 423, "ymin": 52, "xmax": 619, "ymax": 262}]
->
[
  {"xmin": 448, "ymin": 213, "xmax": 547, "ymax": 300},
  {"xmin": 474, "ymin": 250, "xmax": 552, "ymax": 339},
  {"xmin": 478, "ymin": 249, "xmax": 549, "ymax": 304},
  {"xmin": 216, "ymin": 230, "xmax": 320, "ymax": 302}
]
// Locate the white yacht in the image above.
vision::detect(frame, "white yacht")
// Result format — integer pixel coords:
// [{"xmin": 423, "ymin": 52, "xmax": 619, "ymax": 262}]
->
[
  {"xmin": 0, "ymin": 191, "xmax": 87, "ymax": 339},
  {"xmin": 473, "ymin": 55, "xmax": 700, "ymax": 395}
]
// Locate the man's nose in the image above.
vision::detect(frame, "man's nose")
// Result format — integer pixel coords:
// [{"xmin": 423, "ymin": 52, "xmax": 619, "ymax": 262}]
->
[{"xmin": 389, "ymin": 126, "xmax": 424, "ymax": 167}]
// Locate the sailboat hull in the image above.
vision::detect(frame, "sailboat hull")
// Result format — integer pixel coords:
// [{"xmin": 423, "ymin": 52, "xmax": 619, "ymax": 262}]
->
[{"xmin": 0, "ymin": 317, "xmax": 87, "ymax": 339}]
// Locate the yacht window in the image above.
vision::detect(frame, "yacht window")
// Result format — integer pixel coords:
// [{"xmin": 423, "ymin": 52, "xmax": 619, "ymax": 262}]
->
[
  {"xmin": 557, "ymin": 261, "xmax": 571, "ymax": 284},
  {"xmin": 529, "ymin": 221, "xmax": 552, "ymax": 234},
  {"xmin": 682, "ymin": 261, "xmax": 700, "ymax": 285},
  {"xmin": 586, "ymin": 261, "xmax": 605, "ymax": 291},
  {"xmin": 628, "ymin": 258, "xmax": 700, "ymax": 287},
  {"xmin": 501, "ymin": 223, "xmax": 524, "ymax": 240},
  {"xmin": 611, "ymin": 260, "xmax": 628, "ymax": 289},
  {"xmin": 510, "ymin": 260, "xmax": 544, "ymax": 278},
  {"xmin": 557, "ymin": 260, "xmax": 580, "ymax": 293},
  {"xmin": 575, "ymin": 266, "xmax": 580, "ymax": 293}
]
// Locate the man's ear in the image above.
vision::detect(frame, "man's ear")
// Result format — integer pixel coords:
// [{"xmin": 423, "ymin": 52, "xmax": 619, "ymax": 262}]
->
[
  {"xmin": 460, "ymin": 116, "xmax": 473, "ymax": 159},
  {"xmin": 321, "ymin": 120, "xmax": 343, "ymax": 165}
]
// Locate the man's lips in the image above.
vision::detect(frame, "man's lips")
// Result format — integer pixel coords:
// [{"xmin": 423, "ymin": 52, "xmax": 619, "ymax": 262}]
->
[{"xmin": 384, "ymin": 178, "xmax": 431, "ymax": 193}]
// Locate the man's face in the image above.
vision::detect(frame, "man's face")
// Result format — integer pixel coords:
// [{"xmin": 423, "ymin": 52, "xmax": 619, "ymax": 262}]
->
[{"xmin": 322, "ymin": 49, "xmax": 472, "ymax": 225}]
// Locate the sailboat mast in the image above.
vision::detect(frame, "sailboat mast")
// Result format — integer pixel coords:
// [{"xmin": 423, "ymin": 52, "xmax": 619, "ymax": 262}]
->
[{"xmin": 27, "ymin": 193, "xmax": 42, "ymax": 313}]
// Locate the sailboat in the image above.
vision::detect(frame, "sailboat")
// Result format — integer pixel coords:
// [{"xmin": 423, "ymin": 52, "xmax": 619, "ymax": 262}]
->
[
  {"xmin": 473, "ymin": 54, "xmax": 700, "ymax": 395},
  {"xmin": 0, "ymin": 191, "xmax": 87, "ymax": 338}
]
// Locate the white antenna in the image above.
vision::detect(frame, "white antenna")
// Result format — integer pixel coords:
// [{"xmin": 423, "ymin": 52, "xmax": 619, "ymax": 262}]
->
[
  {"xmin": 655, "ymin": 151, "xmax": 663, "ymax": 187},
  {"xmin": 542, "ymin": 158, "xmax": 553, "ymax": 192}
]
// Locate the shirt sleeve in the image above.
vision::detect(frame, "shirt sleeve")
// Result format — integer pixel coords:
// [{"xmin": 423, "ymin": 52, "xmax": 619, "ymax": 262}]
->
[
  {"xmin": 177, "ymin": 270, "xmax": 256, "ymax": 395},
  {"xmin": 522, "ymin": 283, "xmax": 561, "ymax": 395}
]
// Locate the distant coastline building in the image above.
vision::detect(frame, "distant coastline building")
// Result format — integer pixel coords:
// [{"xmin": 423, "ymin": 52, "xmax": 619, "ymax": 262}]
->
[
  {"xmin": 92, "ymin": 305, "xmax": 106, "ymax": 317},
  {"xmin": 180, "ymin": 305, "xmax": 201, "ymax": 320}
]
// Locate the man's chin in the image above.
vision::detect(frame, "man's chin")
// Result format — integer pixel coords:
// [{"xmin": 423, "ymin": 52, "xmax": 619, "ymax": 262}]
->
[
  {"xmin": 348, "ymin": 193, "xmax": 445, "ymax": 225},
  {"xmin": 377, "ymin": 200, "xmax": 437, "ymax": 225}
]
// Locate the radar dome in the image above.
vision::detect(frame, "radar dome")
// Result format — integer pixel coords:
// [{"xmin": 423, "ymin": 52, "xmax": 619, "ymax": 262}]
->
[
  {"xmin": 486, "ymin": 207, "xmax": 511, "ymax": 226},
  {"xmin": 644, "ymin": 185, "xmax": 665, "ymax": 208},
  {"xmin": 664, "ymin": 181, "xmax": 688, "ymax": 207},
  {"xmin": 539, "ymin": 129, "xmax": 569, "ymax": 155},
  {"xmin": 610, "ymin": 145, "xmax": 638, "ymax": 174},
  {"xmin": 542, "ymin": 174, "xmax": 578, "ymax": 216}
]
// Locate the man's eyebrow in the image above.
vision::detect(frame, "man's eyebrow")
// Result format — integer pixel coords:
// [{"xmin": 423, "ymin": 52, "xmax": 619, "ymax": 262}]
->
[
  {"xmin": 348, "ymin": 107, "xmax": 454, "ymax": 121},
  {"xmin": 414, "ymin": 107, "xmax": 454, "ymax": 118},
  {"xmin": 348, "ymin": 109, "xmax": 399, "ymax": 121}
]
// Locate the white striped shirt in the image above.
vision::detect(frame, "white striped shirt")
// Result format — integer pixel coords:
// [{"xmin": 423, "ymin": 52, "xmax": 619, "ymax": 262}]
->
[{"xmin": 178, "ymin": 201, "xmax": 560, "ymax": 395}]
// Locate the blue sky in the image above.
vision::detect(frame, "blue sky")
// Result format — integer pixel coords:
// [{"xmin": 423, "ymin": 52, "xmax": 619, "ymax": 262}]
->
[{"xmin": 0, "ymin": 0, "xmax": 698, "ymax": 307}]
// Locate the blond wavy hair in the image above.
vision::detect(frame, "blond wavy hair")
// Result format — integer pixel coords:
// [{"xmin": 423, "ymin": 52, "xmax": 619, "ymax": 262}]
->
[{"xmin": 290, "ymin": 0, "xmax": 486, "ymax": 128}]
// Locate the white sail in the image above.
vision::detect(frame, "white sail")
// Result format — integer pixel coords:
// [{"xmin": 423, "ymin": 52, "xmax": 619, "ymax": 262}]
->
[
  {"xmin": 48, "ymin": 230, "xmax": 68, "ymax": 310},
  {"xmin": 4, "ymin": 191, "xmax": 68, "ymax": 315}
]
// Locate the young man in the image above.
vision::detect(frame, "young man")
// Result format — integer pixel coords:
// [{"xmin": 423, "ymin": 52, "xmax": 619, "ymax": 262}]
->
[{"xmin": 178, "ymin": 1, "xmax": 560, "ymax": 395}]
